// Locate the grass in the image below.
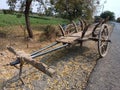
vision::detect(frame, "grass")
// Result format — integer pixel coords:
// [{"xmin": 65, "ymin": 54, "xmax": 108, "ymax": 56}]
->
[{"xmin": 0, "ymin": 14, "xmax": 69, "ymax": 27}]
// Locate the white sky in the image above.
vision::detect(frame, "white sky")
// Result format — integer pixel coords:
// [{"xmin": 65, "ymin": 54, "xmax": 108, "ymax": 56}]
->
[
  {"xmin": 99, "ymin": 0, "xmax": 120, "ymax": 18},
  {"xmin": 0, "ymin": 0, "xmax": 120, "ymax": 18},
  {"xmin": 0, "ymin": 0, "xmax": 9, "ymax": 9}
]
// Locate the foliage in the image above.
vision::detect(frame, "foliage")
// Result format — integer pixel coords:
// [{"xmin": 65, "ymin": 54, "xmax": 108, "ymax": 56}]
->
[
  {"xmin": 45, "ymin": 8, "xmax": 54, "ymax": 16},
  {"xmin": 2, "ymin": 9, "xmax": 14, "ymax": 14},
  {"xmin": 100, "ymin": 11, "xmax": 115, "ymax": 21},
  {"xmin": 94, "ymin": 16, "xmax": 101, "ymax": 23},
  {"xmin": 116, "ymin": 17, "xmax": 120, "ymax": 23},
  {"xmin": 7, "ymin": 0, "xmax": 16, "ymax": 11},
  {"xmin": 7, "ymin": 0, "xmax": 53, "ymax": 38},
  {"xmin": 7, "ymin": 0, "xmax": 48, "ymax": 13},
  {"xmin": 40, "ymin": 25, "xmax": 59, "ymax": 41},
  {"xmin": 6, "ymin": 0, "xmax": 99, "ymax": 38},
  {"xmin": 50, "ymin": 0, "xmax": 99, "ymax": 21}
]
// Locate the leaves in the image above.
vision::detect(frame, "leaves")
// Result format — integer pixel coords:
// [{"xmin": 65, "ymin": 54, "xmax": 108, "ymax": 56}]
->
[
  {"xmin": 51, "ymin": 0, "xmax": 99, "ymax": 21},
  {"xmin": 100, "ymin": 11, "xmax": 115, "ymax": 21}
]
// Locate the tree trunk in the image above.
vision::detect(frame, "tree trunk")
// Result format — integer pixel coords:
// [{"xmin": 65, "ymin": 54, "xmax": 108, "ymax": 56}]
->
[{"xmin": 24, "ymin": 0, "xmax": 33, "ymax": 38}]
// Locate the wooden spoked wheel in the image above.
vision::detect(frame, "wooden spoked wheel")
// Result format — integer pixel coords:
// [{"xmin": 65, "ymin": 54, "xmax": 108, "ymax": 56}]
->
[{"xmin": 98, "ymin": 24, "xmax": 110, "ymax": 58}]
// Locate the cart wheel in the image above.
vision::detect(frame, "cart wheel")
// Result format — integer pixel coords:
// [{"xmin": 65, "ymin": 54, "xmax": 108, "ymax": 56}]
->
[{"xmin": 98, "ymin": 24, "xmax": 110, "ymax": 58}]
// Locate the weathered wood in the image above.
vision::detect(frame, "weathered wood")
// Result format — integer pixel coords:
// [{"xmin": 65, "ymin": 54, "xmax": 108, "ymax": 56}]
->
[
  {"xmin": 56, "ymin": 29, "xmax": 93, "ymax": 43},
  {"xmin": 79, "ymin": 18, "xmax": 84, "ymax": 31},
  {"xmin": 59, "ymin": 24, "xmax": 65, "ymax": 36},
  {"xmin": 7, "ymin": 47, "xmax": 56, "ymax": 77}
]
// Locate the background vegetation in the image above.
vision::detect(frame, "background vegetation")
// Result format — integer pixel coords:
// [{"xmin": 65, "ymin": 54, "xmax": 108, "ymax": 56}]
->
[
  {"xmin": 0, "ymin": 14, "xmax": 68, "ymax": 27},
  {"xmin": 116, "ymin": 17, "xmax": 120, "ymax": 23},
  {"xmin": 100, "ymin": 11, "xmax": 115, "ymax": 21}
]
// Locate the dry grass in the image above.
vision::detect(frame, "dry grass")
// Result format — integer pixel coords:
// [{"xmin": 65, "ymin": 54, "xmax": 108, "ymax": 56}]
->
[{"xmin": 0, "ymin": 24, "xmax": 61, "ymax": 52}]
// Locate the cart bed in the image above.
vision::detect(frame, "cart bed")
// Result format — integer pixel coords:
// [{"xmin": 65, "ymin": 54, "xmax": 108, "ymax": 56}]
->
[{"xmin": 56, "ymin": 27, "xmax": 93, "ymax": 43}]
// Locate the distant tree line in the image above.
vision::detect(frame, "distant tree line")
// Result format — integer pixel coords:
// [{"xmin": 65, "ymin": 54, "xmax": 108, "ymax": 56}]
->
[
  {"xmin": 116, "ymin": 17, "xmax": 120, "ymax": 23},
  {"xmin": 94, "ymin": 11, "xmax": 115, "ymax": 22}
]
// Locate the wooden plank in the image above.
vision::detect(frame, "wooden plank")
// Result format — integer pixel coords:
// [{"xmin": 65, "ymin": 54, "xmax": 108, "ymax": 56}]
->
[
  {"xmin": 56, "ymin": 36, "xmax": 80, "ymax": 43},
  {"xmin": 7, "ymin": 47, "xmax": 56, "ymax": 77},
  {"xmin": 56, "ymin": 28, "xmax": 93, "ymax": 43}
]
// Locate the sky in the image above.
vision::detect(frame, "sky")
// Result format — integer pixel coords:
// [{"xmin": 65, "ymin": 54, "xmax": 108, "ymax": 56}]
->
[
  {"xmin": 99, "ymin": 0, "xmax": 120, "ymax": 18},
  {"xmin": 0, "ymin": 0, "xmax": 9, "ymax": 9},
  {"xmin": 0, "ymin": 0, "xmax": 120, "ymax": 18}
]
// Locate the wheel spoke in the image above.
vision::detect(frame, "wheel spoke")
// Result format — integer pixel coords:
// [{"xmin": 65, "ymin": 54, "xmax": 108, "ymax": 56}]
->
[{"xmin": 102, "ymin": 44, "xmax": 107, "ymax": 54}]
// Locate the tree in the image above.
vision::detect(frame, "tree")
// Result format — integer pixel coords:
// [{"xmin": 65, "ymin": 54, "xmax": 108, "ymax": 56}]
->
[
  {"xmin": 100, "ymin": 11, "xmax": 115, "ymax": 21},
  {"xmin": 24, "ymin": 0, "xmax": 33, "ymax": 38},
  {"xmin": 116, "ymin": 17, "xmax": 120, "ymax": 23},
  {"xmin": 7, "ymin": 0, "xmax": 99, "ymax": 38},
  {"xmin": 45, "ymin": 7, "xmax": 54, "ymax": 16},
  {"xmin": 50, "ymin": 0, "xmax": 99, "ymax": 21},
  {"xmin": 7, "ymin": 0, "xmax": 16, "ymax": 11},
  {"xmin": 7, "ymin": 0, "xmax": 48, "ymax": 38}
]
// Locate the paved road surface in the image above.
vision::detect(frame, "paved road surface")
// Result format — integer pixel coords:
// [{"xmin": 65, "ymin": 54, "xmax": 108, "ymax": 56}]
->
[{"xmin": 86, "ymin": 22, "xmax": 120, "ymax": 90}]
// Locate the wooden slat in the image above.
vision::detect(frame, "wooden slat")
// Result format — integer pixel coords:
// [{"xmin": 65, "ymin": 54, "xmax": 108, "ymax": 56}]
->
[
  {"xmin": 57, "ymin": 36, "xmax": 80, "ymax": 43},
  {"xmin": 56, "ymin": 28, "xmax": 93, "ymax": 43}
]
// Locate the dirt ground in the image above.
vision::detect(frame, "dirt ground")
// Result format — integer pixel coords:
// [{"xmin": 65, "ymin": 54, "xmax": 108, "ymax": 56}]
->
[{"xmin": 0, "ymin": 26, "xmax": 99, "ymax": 90}]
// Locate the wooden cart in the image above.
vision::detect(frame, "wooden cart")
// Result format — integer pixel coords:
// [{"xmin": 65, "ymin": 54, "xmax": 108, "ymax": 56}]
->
[{"xmin": 7, "ymin": 18, "xmax": 113, "ymax": 84}]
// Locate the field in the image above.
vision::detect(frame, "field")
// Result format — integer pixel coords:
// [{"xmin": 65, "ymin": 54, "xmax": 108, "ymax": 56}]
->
[{"xmin": 0, "ymin": 14, "xmax": 68, "ymax": 27}]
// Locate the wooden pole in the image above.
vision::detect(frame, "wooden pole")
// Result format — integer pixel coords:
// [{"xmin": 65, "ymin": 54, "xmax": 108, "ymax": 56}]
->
[{"xmin": 7, "ymin": 47, "xmax": 56, "ymax": 77}]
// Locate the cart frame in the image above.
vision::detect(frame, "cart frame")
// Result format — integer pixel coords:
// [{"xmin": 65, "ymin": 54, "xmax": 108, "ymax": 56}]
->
[{"xmin": 7, "ymin": 17, "xmax": 112, "ymax": 84}]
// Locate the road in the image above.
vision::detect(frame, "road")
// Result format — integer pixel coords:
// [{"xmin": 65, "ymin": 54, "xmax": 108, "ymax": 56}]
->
[{"xmin": 86, "ymin": 22, "xmax": 120, "ymax": 90}]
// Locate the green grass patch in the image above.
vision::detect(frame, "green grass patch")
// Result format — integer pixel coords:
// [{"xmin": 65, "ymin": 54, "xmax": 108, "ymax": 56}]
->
[{"xmin": 0, "ymin": 14, "xmax": 69, "ymax": 27}]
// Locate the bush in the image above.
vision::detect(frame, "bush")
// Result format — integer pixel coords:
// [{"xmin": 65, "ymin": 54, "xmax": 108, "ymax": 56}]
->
[
  {"xmin": 3, "ymin": 9, "xmax": 14, "ymax": 14},
  {"xmin": 40, "ymin": 25, "xmax": 59, "ymax": 41},
  {"xmin": 16, "ymin": 13, "xmax": 22, "ymax": 18}
]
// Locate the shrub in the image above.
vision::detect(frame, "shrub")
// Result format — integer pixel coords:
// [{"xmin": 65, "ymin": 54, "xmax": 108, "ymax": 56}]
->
[
  {"xmin": 40, "ymin": 25, "xmax": 59, "ymax": 41},
  {"xmin": 3, "ymin": 9, "xmax": 14, "ymax": 14}
]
